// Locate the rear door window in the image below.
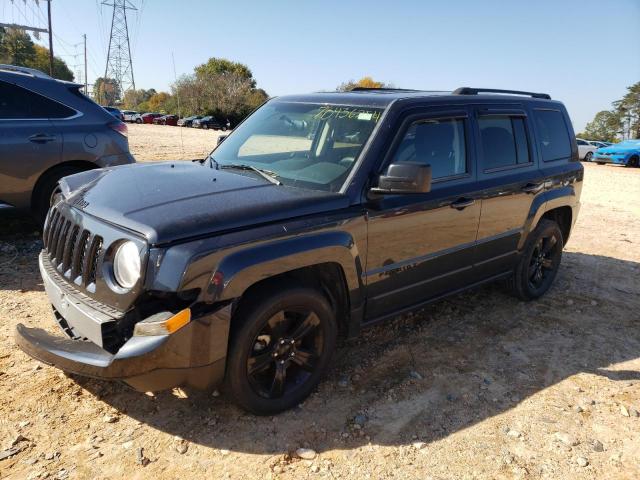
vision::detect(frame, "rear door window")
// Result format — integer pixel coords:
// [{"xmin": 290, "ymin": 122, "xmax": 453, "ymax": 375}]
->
[
  {"xmin": 478, "ymin": 115, "xmax": 530, "ymax": 170},
  {"xmin": 0, "ymin": 80, "xmax": 75, "ymax": 119},
  {"xmin": 533, "ymin": 109, "xmax": 572, "ymax": 162}
]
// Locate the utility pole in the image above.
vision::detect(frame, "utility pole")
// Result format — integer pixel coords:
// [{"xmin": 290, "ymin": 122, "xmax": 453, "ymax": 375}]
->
[
  {"xmin": 0, "ymin": 0, "xmax": 53, "ymax": 75},
  {"xmin": 102, "ymin": 0, "xmax": 137, "ymax": 102},
  {"xmin": 83, "ymin": 34, "xmax": 88, "ymax": 95},
  {"xmin": 47, "ymin": 0, "xmax": 54, "ymax": 76}
]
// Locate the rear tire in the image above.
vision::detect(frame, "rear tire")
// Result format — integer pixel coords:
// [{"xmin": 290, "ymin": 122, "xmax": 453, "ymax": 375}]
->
[
  {"xmin": 225, "ymin": 284, "xmax": 337, "ymax": 415},
  {"xmin": 136, "ymin": 118, "xmax": 142, "ymax": 124},
  {"xmin": 32, "ymin": 166, "xmax": 87, "ymax": 226},
  {"xmin": 508, "ymin": 219, "xmax": 563, "ymax": 301},
  {"xmin": 203, "ymin": 124, "xmax": 209, "ymax": 130},
  {"xmin": 627, "ymin": 155, "xmax": 639, "ymax": 168},
  {"xmin": 596, "ymin": 162, "xmax": 605, "ymax": 165}
]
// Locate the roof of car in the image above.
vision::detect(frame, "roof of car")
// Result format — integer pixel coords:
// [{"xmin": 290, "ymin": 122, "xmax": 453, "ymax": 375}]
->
[{"xmin": 275, "ymin": 87, "xmax": 556, "ymax": 108}]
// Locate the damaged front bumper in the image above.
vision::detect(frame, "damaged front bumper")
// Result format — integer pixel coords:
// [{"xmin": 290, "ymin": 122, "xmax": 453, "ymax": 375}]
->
[{"xmin": 15, "ymin": 254, "xmax": 231, "ymax": 392}]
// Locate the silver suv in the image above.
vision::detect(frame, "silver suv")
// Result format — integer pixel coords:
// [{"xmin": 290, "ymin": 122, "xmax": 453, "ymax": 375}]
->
[{"xmin": 0, "ymin": 65, "xmax": 135, "ymax": 222}]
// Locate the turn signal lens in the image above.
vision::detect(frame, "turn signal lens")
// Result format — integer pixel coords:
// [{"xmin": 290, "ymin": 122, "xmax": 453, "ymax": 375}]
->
[{"xmin": 133, "ymin": 308, "xmax": 191, "ymax": 336}]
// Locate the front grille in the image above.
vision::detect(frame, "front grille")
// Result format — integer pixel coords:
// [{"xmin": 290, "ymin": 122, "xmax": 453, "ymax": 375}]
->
[{"xmin": 43, "ymin": 206, "xmax": 104, "ymax": 288}]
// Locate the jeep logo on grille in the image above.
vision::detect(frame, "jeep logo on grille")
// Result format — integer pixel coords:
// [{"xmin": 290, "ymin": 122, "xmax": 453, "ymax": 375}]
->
[{"xmin": 72, "ymin": 196, "xmax": 89, "ymax": 210}]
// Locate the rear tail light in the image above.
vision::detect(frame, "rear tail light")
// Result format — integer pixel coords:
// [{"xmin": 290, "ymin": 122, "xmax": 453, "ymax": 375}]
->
[{"xmin": 109, "ymin": 121, "xmax": 128, "ymax": 138}]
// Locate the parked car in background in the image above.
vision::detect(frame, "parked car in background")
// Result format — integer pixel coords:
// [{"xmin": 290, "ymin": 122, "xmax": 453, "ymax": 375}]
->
[
  {"xmin": 592, "ymin": 140, "xmax": 640, "ymax": 167},
  {"xmin": 576, "ymin": 138, "xmax": 597, "ymax": 161},
  {"xmin": 0, "ymin": 64, "xmax": 135, "ymax": 222},
  {"xmin": 153, "ymin": 114, "xmax": 179, "ymax": 126},
  {"xmin": 15, "ymin": 86, "xmax": 582, "ymax": 414},
  {"xmin": 193, "ymin": 115, "xmax": 227, "ymax": 130},
  {"xmin": 122, "ymin": 110, "xmax": 138, "ymax": 122},
  {"xmin": 103, "ymin": 106, "xmax": 124, "ymax": 121},
  {"xmin": 134, "ymin": 112, "xmax": 162, "ymax": 124},
  {"xmin": 177, "ymin": 115, "xmax": 202, "ymax": 127}
]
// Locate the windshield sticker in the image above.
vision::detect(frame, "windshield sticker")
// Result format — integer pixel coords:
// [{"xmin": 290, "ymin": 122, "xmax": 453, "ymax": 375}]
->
[{"xmin": 314, "ymin": 106, "xmax": 381, "ymax": 122}]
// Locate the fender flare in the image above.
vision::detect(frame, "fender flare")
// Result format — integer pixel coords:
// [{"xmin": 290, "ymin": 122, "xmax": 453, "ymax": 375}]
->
[
  {"xmin": 202, "ymin": 231, "xmax": 365, "ymax": 307},
  {"xmin": 520, "ymin": 185, "xmax": 578, "ymax": 250}
]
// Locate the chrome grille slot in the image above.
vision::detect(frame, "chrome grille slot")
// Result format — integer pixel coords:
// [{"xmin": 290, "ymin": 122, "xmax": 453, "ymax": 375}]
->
[
  {"xmin": 88, "ymin": 237, "xmax": 103, "ymax": 285},
  {"xmin": 54, "ymin": 219, "xmax": 71, "ymax": 265},
  {"xmin": 44, "ymin": 205, "xmax": 107, "ymax": 289},
  {"xmin": 72, "ymin": 230, "xmax": 90, "ymax": 281},
  {"xmin": 62, "ymin": 225, "xmax": 80, "ymax": 273}
]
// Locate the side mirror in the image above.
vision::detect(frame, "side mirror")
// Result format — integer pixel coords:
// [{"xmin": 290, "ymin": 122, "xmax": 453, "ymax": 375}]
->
[
  {"xmin": 370, "ymin": 162, "xmax": 432, "ymax": 195},
  {"xmin": 217, "ymin": 134, "xmax": 228, "ymax": 145}
]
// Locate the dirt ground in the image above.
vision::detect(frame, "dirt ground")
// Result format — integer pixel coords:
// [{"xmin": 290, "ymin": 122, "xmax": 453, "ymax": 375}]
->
[{"xmin": 1, "ymin": 125, "xmax": 639, "ymax": 479}]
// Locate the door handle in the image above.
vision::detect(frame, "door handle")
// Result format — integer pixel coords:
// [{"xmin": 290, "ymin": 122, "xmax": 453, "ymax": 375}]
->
[
  {"xmin": 450, "ymin": 197, "xmax": 475, "ymax": 210},
  {"xmin": 521, "ymin": 182, "xmax": 544, "ymax": 194},
  {"xmin": 28, "ymin": 134, "xmax": 57, "ymax": 144}
]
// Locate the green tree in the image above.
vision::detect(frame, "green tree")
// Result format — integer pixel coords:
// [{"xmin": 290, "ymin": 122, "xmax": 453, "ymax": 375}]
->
[
  {"xmin": 194, "ymin": 57, "xmax": 256, "ymax": 87},
  {"xmin": 28, "ymin": 45, "xmax": 74, "ymax": 81},
  {"xmin": 0, "ymin": 28, "xmax": 73, "ymax": 80},
  {"xmin": 0, "ymin": 27, "xmax": 36, "ymax": 65},
  {"xmin": 582, "ymin": 111, "xmax": 622, "ymax": 142},
  {"xmin": 93, "ymin": 77, "xmax": 120, "ymax": 106},
  {"xmin": 337, "ymin": 76, "xmax": 392, "ymax": 91},
  {"xmin": 613, "ymin": 82, "xmax": 640, "ymax": 139}
]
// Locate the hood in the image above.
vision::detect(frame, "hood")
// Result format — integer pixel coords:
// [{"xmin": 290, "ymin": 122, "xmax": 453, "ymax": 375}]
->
[
  {"xmin": 60, "ymin": 162, "xmax": 349, "ymax": 245},
  {"xmin": 597, "ymin": 142, "xmax": 640, "ymax": 153}
]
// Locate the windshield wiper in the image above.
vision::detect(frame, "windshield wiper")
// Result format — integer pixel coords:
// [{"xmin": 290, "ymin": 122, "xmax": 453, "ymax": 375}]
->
[{"xmin": 220, "ymin": 163, "xmax": 282, "ymax": 185}]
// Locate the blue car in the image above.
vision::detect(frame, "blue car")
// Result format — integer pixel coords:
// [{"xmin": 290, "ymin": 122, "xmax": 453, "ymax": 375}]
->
[{"xmin": 592, "ymin": 140, "xmax": 640, "ymax": 167}]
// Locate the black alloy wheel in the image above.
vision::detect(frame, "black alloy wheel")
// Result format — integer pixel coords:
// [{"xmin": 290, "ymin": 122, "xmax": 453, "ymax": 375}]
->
[
  {"xmin": 527, "ymin": 234, "xmax": 560, "ymax": 291},
  {"xmin": 247, "ymin": 308, "xmax": 324, "ymax": 399},
  {"xmin": 508, "ymin": 219, "xmax": 563, "ymax": 300},
  {"xmin": 225, "ymin": 285, "xmax": 337, "ymax": 415}
]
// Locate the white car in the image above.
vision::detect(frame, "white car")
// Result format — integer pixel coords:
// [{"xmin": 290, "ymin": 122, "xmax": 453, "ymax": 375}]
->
[
  {"xmin": 576, "ymin": 138, "xmax": 597, "ymax": 161},
  {"xmin": 122, "ymin": 110, "xmax": 138, "ymax": 123}
]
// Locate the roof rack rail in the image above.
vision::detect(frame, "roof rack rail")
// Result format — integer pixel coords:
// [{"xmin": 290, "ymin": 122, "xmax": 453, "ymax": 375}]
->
[
  {"xmin": 350, "ymin": 87, "xmax": 421, "ymax": 92},
  {"xmin": 0, "ymin": 64, "xmax": 52, "ymax": 79},
  {"xmin": 452, "ymin": 87, "xmax": 551, "ymax": 100}
]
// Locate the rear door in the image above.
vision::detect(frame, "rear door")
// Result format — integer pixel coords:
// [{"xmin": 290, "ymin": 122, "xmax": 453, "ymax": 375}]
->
[
  {"xmin": 472, "ymin": 106, "xmax": 544, "ymax": 278},
  {"xmin": 0, "ymin": 80, "xmax": 71, "ymax": 209}
]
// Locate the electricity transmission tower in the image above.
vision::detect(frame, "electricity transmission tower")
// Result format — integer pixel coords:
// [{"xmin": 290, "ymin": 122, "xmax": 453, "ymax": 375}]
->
[{"xmin": 102, "ymin": 0, "xmax": 136, "ymax": 100}]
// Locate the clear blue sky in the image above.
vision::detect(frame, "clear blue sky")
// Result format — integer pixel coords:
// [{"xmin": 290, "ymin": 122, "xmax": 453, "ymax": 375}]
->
[{"xmin": 8, "ymin": 0, "xmax": 639, "ymax": 131}]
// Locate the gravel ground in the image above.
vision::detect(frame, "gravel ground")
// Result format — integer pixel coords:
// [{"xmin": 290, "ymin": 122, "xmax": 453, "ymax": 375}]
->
[{"xmin": 1, "ymin": 125, "xmax": 639, "ymax": 479}]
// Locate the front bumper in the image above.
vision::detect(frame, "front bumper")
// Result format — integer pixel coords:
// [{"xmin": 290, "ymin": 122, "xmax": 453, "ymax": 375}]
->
[
  {"xmin": 593, "ymin": 154, "xmax": 627, "ymax": 165},
  {"xmin": 16, "ymin": 255, "xmax": 231, "ymax": 391}
]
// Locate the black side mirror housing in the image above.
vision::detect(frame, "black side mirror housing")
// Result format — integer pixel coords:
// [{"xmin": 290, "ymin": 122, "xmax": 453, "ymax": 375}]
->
[{"xmin": 370, "ymin": 162, "xmax": 432, "ymax": 195}]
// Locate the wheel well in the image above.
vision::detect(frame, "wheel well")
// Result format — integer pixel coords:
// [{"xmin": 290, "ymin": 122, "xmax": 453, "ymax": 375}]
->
[
  {"xmin": 31, "ymin": 161, "xmax": 97, "ymax": 208},
  {"xmin": 542, "ymin": 206, "xmax": 572, "ymax": 244},
  {"xmin": 234, "ymin": 263, "xmax": 351, "ymax": 336}
]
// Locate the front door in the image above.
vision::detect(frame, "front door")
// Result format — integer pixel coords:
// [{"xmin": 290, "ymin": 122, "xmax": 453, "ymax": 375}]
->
[{"xmin": 364, "ymin": 109, "xmax": 481, "ymax": 321}]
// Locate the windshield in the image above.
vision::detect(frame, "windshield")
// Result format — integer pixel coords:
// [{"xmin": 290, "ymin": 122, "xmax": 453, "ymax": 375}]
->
[{"xmin": 211, "ymin": 101, "xmax": 384, "ymax": 191}]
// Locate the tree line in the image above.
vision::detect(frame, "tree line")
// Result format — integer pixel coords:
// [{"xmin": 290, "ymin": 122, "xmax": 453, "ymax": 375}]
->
[
  {"xmin": 578, "ymin": 82, "xmax": 640, "ymax": 142},
  {"xmin": 0, "ymin": 27, "xmax": 74, "ymax": 81},
  {"xmin": 95, "ymin": 58, "xmax": 269, "ymax": 125}
]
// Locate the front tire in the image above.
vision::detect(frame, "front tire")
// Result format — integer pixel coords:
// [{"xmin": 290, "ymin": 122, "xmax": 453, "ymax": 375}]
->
[
  {"xmin": 508, "ymin": 219, "xmax": 563, "ymax": 300},
  {"xmin": 203, "ymin": 124, "xmax": 209, "ymax": 130},
  {"xmin": 225, "ymin": 285, "xmax": 337, "ymax": 415},
  {"xmin": 584, "ymin": 152, "xmax": 593, "ymax": 162}
]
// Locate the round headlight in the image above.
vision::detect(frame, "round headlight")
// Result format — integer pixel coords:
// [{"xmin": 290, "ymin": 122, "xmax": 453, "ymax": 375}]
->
[{"xmin": 113, "ymin": 241, "xmax": 141, "ymax": 289}]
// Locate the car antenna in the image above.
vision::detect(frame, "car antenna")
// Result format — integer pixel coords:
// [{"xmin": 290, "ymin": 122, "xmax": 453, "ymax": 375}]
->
[{"xmin": 171, "ymin": 52, "xmax": 185, "ymax": 160}]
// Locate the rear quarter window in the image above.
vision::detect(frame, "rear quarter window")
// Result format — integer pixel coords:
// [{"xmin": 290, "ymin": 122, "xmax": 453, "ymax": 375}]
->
[
  {"xmin": 0, "ymin": 80, "xmax": 76, "ymax": 119},
  {"xmin": 533, "ymin": 109, "xmax": 572, "ymax": 162}
]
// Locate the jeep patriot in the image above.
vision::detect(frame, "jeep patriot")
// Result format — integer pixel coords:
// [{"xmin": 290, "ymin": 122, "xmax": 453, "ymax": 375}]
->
[{"xmin": 16, "ymin": 87, "xmax": 583, "ymax": 414}]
